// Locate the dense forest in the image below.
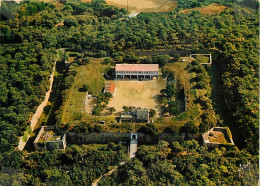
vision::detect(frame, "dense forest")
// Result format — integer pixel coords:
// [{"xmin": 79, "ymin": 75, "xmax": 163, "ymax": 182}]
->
[
  {"xmin": 100, "ymin": 140, "xmax": 259, "ymax": 185},
  {"xmin": 0, "ymin": 0, "xmax": 258, "ymax": 184}
]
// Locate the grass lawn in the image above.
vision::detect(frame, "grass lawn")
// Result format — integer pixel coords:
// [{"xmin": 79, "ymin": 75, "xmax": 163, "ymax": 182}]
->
[
  {"xmin": 63, "ymin": 58, "xmax": 112, "ymax": 124},
  {"xmin": 163, "ymin": 61, "xmax": 196, "ymax": 110},
  {"xmin": 163, "ymin": 61, "xmax": 202, "ymax": 126}
]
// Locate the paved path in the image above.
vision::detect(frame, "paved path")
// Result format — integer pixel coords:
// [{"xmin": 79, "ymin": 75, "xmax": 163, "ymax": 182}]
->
[{"xmin": 130, "ymin": 139, "xmax": 137, "ymax": 159}]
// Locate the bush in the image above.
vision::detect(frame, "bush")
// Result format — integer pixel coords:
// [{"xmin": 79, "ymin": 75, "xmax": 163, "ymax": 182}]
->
[
  {"xmin": 192, "ymin": 65, "xmax": 202, "ymax": 73},
  {"xmin": 82, "ymin": 84, "xmax": 89, "ymax": 91},
  {"xmin": 92, "ymin": 104, "xmax": 102, "ymax": 116},
  {"xmin": 166, "ymin": 84, "xmax": 175, "ymax": 97},
  {"xmin": 72, "ymin": 112, "xmax": 83, "ymax": 120},
  {"xmin": 191, "ymin": 60, "xmax": 200, "ymax": 65},
  {"xmin": 99, "ymin": 50, "xmax": 107, "ymax": 57},
  {"xmin": 173, "ymin": 54, "xmax": 181, "ymax": 61},
  {"xmin": 196, "ymin": 81, "xmax": 207, "ymax": 89},
  {"xmin": 137, "ymin": 123, "xmax": 158, "ymax": 135},
  {"xmin": 64, "ymin": 17, "xmax": 78, "ymax": 27},
  {"xmin": 164, "ymin": 125, "xmax": 176, "ymax": 134},
  {"xmin": 94, "ymin": 125, "xmax": 103, "ymax": 133},
  {"xmin": 64, "ymin": 75, "xmax": 74, "ymax": 89},
  {"xmin": 180, "ymin": 121, "xmax": 198, "ymax": 134},
  {"xmin": 104, "ymin": 57, "xmax": 112, "ymax": 63}
]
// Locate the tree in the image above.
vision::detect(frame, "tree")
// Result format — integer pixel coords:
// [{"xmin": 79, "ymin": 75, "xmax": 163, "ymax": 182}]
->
[
  {"xmin": 64, "ymin": 75, "xmax": 74, "ymax": 89},
  {"xmin": 82, "ymin": 84, "xmax": 89, "ymax": 91},
  {"xmin": 166, "ymin": 84, "xmax": 175, "ymax": 97},
  {"xmin": 172, "ymin": 141, "xmax": 184, "ymax": 153},
  {"xmin": 149, "ymin": 109, "xmax": 156, "ymax": 118},
  {"xmin": 94, "ymin": 125, "xmax": 103, "ymax": 133},
  {"xmin": 92, "ymin": 105, "xmax": 102, "ymax": 116},
  {"xmin": 64, "ymin": 17, "xmax": 78, "ymax": 27},
  {"xmin": 107, "ymin": 107, "xmax": 116, "ymax": 114},
  {"xmin": 173, "ymin": 54, "xmax": 181, "ymax": 61},
  {"xmin": 180, "ymin": 121, "xmax": 199, "ymax": 134},
  {"xmin": 104, "ymin": 57, "xmax": 112, "ymax": 64},
  {"xmin": 137, "ymin": 123, "xmax": 158, "ymax": 136}
]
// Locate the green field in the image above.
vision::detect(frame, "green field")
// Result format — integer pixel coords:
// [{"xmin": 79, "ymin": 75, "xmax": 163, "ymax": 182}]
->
[{"xmin": 62, "ymin": 58, "xmax": 112, "ymax": 124}]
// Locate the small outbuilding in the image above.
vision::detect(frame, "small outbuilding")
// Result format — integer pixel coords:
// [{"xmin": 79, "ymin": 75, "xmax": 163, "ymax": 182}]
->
[
  {"xmin": 103, "ymin": 83, "xmax": 116, "ymax": 97},
  {"xmin": 120, "ymin": 107, "xmax": 149, "ymax": 123}
]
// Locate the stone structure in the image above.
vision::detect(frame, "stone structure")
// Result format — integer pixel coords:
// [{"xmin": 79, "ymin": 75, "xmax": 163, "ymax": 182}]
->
[
  {"xmin": 202, "ymin": 127, "xmax": 235, "ymax": 149},
  {"xmin": 120, "ymin": 107, "xmax": 149, "ymax": 123},
  {"xmin": 115, "ymin": 64, "xmax": 159, "ymax": 80},
  {"xmin": 34, "ymin": 126, "xmax": 66, "ymax": 150}
]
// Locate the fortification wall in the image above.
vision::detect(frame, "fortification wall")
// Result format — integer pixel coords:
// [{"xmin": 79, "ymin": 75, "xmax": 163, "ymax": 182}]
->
[
  {"xmin": 124, "ymin": 50, "xmax": 192, "ymax": 57},
  {"xmin": 67, "ymin": 132, "xmax": 183, "ymax": 145},
  {"xmin": 67, "ymin": 132, "xmax": 130, "ymax": 144}
]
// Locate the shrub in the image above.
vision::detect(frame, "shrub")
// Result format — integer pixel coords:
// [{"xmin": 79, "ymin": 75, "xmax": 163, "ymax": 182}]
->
[
  {"xmin": 72, "ymin": 112, "xmax": 83, "ymax": 120},
  {"xmin": 104, "ymin": 57, "xmax": 112, "ymax": 63},
  {"xmin": 180, "ymin": 121, "xmax": 198, "ymax": 134},
  {"xmin": 191, "ymin": 60, "xmax": 200, "ymax": 65},
  {"xmin": 94, "ymin": 125, "xmax": 103, "ymax": 133},
  {"xmin": 82, "ymin": 84, "xmax": 89, "ymax": 91},
  {"xmin": 137, "ymin": 123, "xmax": 158, "ymax": 135}
]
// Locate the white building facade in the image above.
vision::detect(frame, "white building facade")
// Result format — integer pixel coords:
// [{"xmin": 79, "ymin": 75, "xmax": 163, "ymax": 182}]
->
[{"xmin": 115, "ymin": 64, "xmax": 159, "ymax": 80}]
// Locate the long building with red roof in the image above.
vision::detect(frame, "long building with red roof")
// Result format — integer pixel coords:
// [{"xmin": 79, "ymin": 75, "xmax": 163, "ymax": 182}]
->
[{"xmin": 115, "ymin": 64, "xmax": 159, "ymax": 80}]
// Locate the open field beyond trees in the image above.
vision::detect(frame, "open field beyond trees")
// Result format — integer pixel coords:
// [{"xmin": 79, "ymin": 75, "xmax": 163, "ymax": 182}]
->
[
  {"xmin": 82, "ymin": 0, "xmax": 177, "ymax": 12},
  {"xmin": 180, "ymin": 3, "xmax": 226, "ymax": 15}
]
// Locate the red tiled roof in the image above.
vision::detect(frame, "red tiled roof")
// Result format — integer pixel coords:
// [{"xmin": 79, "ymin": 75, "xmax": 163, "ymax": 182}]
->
[
  {"xmin": 108, "ymin": 83, "xmax": 116, "ymax": 93},
  {"xmin": 116, "ymin": 64, "xmax": 159, "ymax": 72}
]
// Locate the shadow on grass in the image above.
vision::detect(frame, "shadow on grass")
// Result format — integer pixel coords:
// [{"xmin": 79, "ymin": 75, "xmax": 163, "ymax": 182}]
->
[{"xmin": 209, "ymin": 61, "xmax": 241, "ymax": 147}]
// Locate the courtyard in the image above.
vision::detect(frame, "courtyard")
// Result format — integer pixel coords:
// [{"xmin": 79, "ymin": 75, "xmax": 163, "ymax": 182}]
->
[{"xmin": 107, "ymin": 79, "xmax": 166, "ymax": 117}]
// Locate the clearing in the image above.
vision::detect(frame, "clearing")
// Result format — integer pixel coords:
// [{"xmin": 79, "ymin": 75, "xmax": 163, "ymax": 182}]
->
[
  {"xmin": 180, "ymin": 3, "xmax": 226, "ymax": 15},
  {"xmin": 107, "ymin": 79, "xmax": 166, "ymax": 117},
  {"xmin": 92, "ymin": 0, "xmax": 178, "ymax": 13}
]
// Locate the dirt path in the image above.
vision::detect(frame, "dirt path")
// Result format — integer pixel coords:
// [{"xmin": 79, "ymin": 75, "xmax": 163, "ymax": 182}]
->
[
  {"xmin": 92, "ymin": 162, "xmax": 126, "ymax": 186},
  {"xmin": 18, "ymin": 50, "xmax": 60, "ymax": 150},
  {"xmin": 92, "ymin": 140, "xmax": 137, "ymax": 185}
]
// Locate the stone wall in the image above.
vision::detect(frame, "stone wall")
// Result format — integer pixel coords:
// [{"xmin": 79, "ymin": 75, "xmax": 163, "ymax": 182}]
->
[
  {"xmin": 67, "ymin": 132, "xmax": 183, "ymax": 145},
  {"xmin": 67, "ymin": 132, "xmax": 130, "ymax": 144},
  {"xmin": 124, "ymin": 50, "xmax": 192, "ymax": 57}
]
